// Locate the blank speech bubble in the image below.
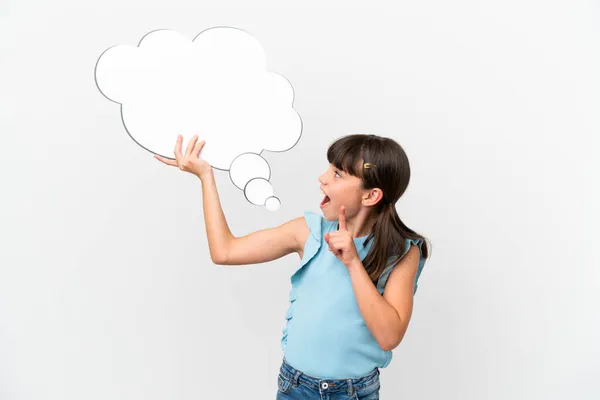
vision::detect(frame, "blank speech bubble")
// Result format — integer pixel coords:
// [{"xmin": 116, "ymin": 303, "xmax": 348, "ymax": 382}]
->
[{"xmin": 94, "ymin": 27, "xmax": 304, "ymax": 210}]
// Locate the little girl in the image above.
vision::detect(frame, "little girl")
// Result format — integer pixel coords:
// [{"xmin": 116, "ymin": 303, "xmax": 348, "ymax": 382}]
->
[{"xmin": 155, "ymin": 133, "xmax": 429, "ymax": 400}]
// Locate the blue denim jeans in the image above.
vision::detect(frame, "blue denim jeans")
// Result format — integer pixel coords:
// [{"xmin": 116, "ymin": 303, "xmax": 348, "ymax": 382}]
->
[{"xmin": 276, "ymin": 357, "xmax": 380, "ymax": 399}]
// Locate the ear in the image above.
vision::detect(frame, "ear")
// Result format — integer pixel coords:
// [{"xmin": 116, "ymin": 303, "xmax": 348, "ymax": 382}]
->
[{"xmin": 363, "ymin": 188, "xmax": 384, "ymax": 206}]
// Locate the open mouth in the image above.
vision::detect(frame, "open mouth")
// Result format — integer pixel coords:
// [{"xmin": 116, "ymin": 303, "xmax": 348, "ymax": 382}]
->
[{"xmin": 320, "ymin": 194, "xmax": 331, "ymax": 208}]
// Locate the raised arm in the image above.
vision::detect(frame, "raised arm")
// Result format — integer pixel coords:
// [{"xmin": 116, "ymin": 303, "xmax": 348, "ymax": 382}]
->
[
  {"xmin": 154, "ymin": 135, "xmax": 309, "ymax": 266},
  {"xmin": 201, "ymin": 169, "xmax": 309, "ymax": 265}
]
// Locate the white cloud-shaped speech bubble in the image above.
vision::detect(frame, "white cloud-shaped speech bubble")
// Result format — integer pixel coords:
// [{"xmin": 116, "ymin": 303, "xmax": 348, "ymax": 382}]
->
[{"xmin": 94, "ymin": 27, "xmax": 304, "ymax": 211}]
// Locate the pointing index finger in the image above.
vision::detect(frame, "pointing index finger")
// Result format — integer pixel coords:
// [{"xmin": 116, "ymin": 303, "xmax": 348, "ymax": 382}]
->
[{"xmin": 338, "ymin": 206, "xmax": 347, "ymax": 231}]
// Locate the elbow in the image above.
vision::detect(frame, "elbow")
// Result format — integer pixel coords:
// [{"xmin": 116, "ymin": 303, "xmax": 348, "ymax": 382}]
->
[
  {"xmin": 379, "ymin": 339, "xmax": 398, "ymax": 352},
  {"xmin": 380, "ymin": 338, "xmax": 400, "ymax": 352},
  {"xmin": 379, "ymin": 314, "xmax": 410, "ymax": 351},
  {"xmin": 379, "ymin": 331, "xmax": 405, "ymax": 352},
  {"xmin": 211, "ymin": 253, "xmax": 228, "ymax": 265},
  {"xmin": 211, "ymin": 237, "xmax": 233, "ymax": 265}
]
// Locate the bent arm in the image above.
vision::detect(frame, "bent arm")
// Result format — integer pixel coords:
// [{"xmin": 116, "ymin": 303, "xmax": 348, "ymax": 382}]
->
[{"xmin": 200, "ymin": 170, "xmax": 308, "ymax": 265}]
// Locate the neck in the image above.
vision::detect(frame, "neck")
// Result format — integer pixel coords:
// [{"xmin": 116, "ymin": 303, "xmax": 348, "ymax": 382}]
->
[{"xmin": 340, "ymin": 210, "xmax": 377, "ymax": 238}]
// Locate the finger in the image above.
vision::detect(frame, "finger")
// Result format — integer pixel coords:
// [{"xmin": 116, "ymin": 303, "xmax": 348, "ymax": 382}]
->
[
  {"xmin": 338, "ymin": 206, "xmax": 347, "ymax": 231},
  {"xmin": 154, "ymin": 154, "xmax": 177, "ymax": 166},
  {"xmin": 185, "ymin": 135, "xmax": 198, "ymax": 158},
  {"xmin": 333, "ymin": 234, "xmax": 350, "ymax": 250},
  {"xmin": 193, "ymin": 138, "xmax": 206, "ymax": 157},
  {"xmin": 331, "ymin": 242, "xmax": 342, "ymax": 255},
  {"xmin": 174, "ymin": 135, "xmax": 183, "ymax": 164},
  {"xmin": 329, "ymin": 237, "xmax": 341, "ymax": 249},
  {"xmin": 325, "ymin": 234, "xmax": 335, "ymax": 251},
  {"xmin": 327, "ymin": 232, "xmax": 342, "ymax": 241}
]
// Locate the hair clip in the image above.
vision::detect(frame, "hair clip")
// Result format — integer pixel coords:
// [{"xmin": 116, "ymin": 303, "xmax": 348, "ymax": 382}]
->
[{"xmin": 363, "ymin": 163, "xmax": 376, "ymax": 169}]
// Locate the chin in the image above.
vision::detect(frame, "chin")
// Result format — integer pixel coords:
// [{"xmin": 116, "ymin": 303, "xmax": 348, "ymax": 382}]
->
[{"xmin": 320, "ymin": 204, "xmax": 336, "ymax": 220}]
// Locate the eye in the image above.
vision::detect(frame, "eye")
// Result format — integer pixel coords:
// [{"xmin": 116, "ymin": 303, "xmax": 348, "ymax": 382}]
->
[{"xmin": 334, "ymin": 170, "xmax": 341, "ymax": 177}]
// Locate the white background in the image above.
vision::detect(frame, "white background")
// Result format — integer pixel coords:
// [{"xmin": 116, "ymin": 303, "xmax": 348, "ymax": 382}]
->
[{"xmin": 1, "ymin": 0, "xmax": 598, "ymax": 399}]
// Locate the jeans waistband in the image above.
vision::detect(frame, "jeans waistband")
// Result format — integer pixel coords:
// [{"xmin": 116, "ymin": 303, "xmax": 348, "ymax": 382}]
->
[{"xmin": 280, "ymin": 357, "xmax": 380, "ymax": 394}]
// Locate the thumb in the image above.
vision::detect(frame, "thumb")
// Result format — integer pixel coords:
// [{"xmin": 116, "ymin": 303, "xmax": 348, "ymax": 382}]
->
[{"xmin": 324, "ymin": 233, "xmax": 329, "ymax": 243}]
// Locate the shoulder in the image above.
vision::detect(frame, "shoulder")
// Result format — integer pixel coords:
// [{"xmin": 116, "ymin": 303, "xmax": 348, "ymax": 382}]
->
[
  {"xmin": 388, "ymin": 239, "xmax": 423, "ymax": 281},
  {"xmin": 285, "ymin": 211, "xmax": 330, "ymax": 259},
  {"xmin": 376, "ymin": 238, "xmax": 425, "ymax": 295},
  {"xmin": 381, "ymin": 243, "xmax": 421, "ymax": 301},
  {"xmin": 390, "ymin": 243, "xmax": 421, "ymax": 276},
  {"xmin": 302, "ymin": 211, "xmax": 335, "ymax": 238}
]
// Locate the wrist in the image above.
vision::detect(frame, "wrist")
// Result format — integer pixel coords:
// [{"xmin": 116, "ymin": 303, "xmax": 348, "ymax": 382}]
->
[
  {"xmin": 198, "ymin": 169, "xmax": 214, "ymax": 182},
  {"xmin": 347, "ymin": 257, "xmax": 363, "ymax": 272}
]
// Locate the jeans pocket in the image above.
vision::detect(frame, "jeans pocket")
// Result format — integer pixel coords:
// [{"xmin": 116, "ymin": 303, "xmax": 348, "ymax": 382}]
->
[
  {"xmin": 354, "ymin": 380, "xmax": 380, "ymax": 400},
  {"xmin": 277, "ymin": 373, "xmax": 292, "ymax": 394}
]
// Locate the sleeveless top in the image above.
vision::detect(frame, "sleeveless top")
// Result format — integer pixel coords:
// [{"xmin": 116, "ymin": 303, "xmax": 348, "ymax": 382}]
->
[{"xmin": 280, "ymin": 211, "xmax": 426, "ymax": 379}]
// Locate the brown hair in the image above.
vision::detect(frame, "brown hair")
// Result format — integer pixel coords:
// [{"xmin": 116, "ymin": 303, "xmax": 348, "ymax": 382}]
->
[{"xmin": 327, "ymin": 133, "xmax": 431, "ymax": 283}]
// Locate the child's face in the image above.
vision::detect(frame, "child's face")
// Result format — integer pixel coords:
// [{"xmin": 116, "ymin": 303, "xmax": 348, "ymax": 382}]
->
[{"xmin": 318, "ymin": 164, "xmax": 364, "ymax": 220}]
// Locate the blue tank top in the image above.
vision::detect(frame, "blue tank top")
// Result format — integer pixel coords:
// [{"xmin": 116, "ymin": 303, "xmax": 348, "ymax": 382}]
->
[{"xmin": 280, "ymin": 211, "xmax": 426, "ymax": 379}]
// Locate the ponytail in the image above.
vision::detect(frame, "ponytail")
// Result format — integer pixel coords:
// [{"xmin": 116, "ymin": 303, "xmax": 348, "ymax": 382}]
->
[{"xmin": 362, "ymin": 203, "xmax": 429, "ymax": 283}]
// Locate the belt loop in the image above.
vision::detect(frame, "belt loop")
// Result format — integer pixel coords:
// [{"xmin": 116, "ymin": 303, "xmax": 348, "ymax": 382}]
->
[
  {"xmin": 293, "ymin": 371, "xmax": 301, "ymax": 387},
  {"xmin": 346, "ymin": 378, "xmax": 354, "ymax": 396}
]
